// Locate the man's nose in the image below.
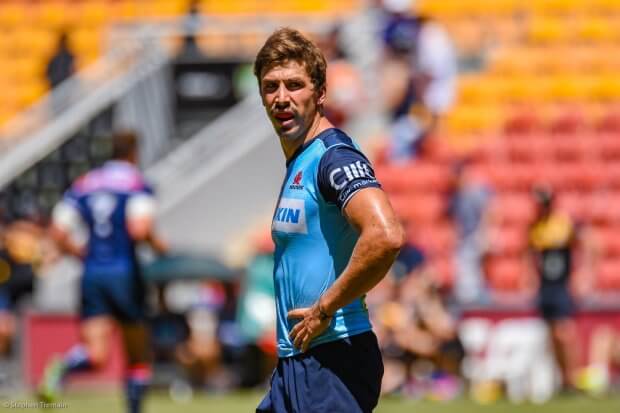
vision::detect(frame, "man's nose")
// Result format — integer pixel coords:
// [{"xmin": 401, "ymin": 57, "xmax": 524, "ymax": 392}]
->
[{"xmin": 275, "ymin": 85, "xmax": 289, "ymax": 106}]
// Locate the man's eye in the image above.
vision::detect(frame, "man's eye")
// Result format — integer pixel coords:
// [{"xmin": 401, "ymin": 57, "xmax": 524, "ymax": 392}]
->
[
  {"xmin": 288, "ymin": 82, "xmax": 302, "ymax": 89},
  {"xmin": 263, "ymin": 83, "xmax": 277, "ymax": 92}
]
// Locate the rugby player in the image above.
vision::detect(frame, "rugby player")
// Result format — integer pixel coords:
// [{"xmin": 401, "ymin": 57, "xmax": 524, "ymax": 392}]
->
[
  {"xmin": 254, "ymin": 28, "xmax": 405, "ymax": 413},
  {"xmin": 38, "ymin": 131, "xmax": 167, "ymax": 413}
]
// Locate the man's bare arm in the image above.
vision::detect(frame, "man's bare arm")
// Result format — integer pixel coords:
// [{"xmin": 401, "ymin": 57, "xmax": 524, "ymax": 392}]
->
[
  {"xmin": 319, "ymin": 187, "xmax": 406, "ymax": 316},
  {"xmin": 288, "ymin": 187, "xmax": 405, "ymax": 351}
]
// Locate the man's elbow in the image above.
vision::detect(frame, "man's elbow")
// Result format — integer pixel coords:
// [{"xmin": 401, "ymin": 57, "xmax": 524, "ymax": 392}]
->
[{"xmin": 380, "ymin": 222, "xmax": 406, "ymax": 255}]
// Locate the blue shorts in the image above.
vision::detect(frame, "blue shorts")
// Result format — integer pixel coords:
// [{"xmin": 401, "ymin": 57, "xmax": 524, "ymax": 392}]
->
[
  {"xmin": 538, "ymin": 285, "xmax": 575, "ymax": 321},
  {"xmin": 81, "ymin": 271, "xmax": 146, "ymax": 323},
  {"xmin": 0, "ymin": 287, "xmax": 11, "ymax": 312},
  {"xmin": 257, "ymin": 331, "xmax": 383, "ymax": 413}
]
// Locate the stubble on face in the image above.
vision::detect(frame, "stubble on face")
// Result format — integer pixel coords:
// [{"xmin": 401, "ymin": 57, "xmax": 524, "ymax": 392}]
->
[{"xmin": 260, "ymin": 61, "xmax": 322, "ymax": 146}]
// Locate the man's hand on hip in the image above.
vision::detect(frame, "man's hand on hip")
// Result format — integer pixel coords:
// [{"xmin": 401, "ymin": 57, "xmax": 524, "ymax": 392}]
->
[{"xmin": 288, "ymin": 301, "xmax": 332, "ymax": 353}]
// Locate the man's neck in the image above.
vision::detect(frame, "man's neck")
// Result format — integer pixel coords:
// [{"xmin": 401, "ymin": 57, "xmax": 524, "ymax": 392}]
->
[{"xmin": 280, "ymin": 116, "xmax": 333, "ymax": 161}]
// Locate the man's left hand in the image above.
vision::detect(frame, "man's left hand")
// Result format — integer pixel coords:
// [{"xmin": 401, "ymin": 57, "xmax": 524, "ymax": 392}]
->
[{"xmin": 288, "ymin": 302, "xmax": 332, "ymax": 353}]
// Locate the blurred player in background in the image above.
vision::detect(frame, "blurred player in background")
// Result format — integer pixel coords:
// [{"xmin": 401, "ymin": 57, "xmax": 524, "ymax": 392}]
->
[
  {"xmin": 254, "ymin": 28, "xmax": 405, "ymax": 412},
  {"xmin": 38, "ymin": 131, "xmax": 167, "ymax": 413},
  {"xmin": 0, "ymin": 221, "xmax": 40, "ymax": 361},
  {"xmin": 528, "ymin": 187, "xmax": 581, "ymax": 389}
]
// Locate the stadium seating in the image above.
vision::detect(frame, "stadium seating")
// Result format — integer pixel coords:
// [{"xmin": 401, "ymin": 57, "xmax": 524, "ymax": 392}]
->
[
  {"xmin": 379, "ymin": 0, "xmax": 620, "ymax": 297},
  {"xmin": 0, "ymin": 0, "xmax": 361, "ymax": 128}
]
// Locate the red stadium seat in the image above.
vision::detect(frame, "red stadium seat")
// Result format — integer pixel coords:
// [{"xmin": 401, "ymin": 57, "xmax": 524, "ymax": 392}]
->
[
  {"xmin": 602, "ymin": 164, "xmax": 620, "ymax": 189},
  {"xmin": 596, "ymin": 259, "xmax": 620, "ymax": 290},
  {"xmin": 375, "ymin": 162, "xmax": 453, "ymax": 194},
  {"xmin": 505, "ymin": 136, "xmax": 550, "ymax": 163},
  {"xmin": 485, "ymin": 257, "xmax": 528, "ymax": 292},
  {"xmin": 503, "ymin": 109, "xmax": 542, "ymax": 135},
  {"xmin": 589, "ymin": 192, "xmax": 620, "ymax": 225},
  {"xmin": 595, "ymin": 109, "xmax": 620, "ymax": 133},
  {"xmin": 483, "ymin": 162, "xmax": 537, "ymax": 192},
  {"xmin": 486, "ymin": 225, "xmax": 528, "ymax": 256},
  {"xmin": 408, "ymin": 221, "xmax": 457, "ymax": 258},
  {"xmin": 552, "ymin": 136, "xmax": 596, "ymax": 162},
  {"xmin": 389, "ymin": 193, "xmax": 447, "ymax": 225},
  {"xmin": 556, "ymin": 191, "xmax": 588, "ymax": 222},
  {"xmin": 488, "ymin": 193, "xmax": 537, "ymax": 226},
  {"xmin": 592, "ymin": 228, "xmax": 620, "ymax": 258},
  {"xmin": 599, "ymin": 135, "xmax": 620, "ymax": 163}
]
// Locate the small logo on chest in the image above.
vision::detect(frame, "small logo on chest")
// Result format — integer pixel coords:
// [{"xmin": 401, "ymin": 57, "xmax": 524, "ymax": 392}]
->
[{"xmin": 289, "ymin": 170, "xmax": 304, "ymax": 190}]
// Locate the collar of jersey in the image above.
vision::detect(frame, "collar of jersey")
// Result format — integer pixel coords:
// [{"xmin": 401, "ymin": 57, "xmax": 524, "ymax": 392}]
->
[
  {"xmin": 285, "ymin": 128, "xmax": 337, "ymax": 168},
  {"xmin": 104, "ymin": 160, "xmax": 137, "ymax": 170}
]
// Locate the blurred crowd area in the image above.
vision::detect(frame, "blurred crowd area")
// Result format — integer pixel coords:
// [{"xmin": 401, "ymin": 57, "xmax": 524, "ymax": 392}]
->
[{"xmin": 1, "ymin": 0, "xmax": 620, "ymax": 406}]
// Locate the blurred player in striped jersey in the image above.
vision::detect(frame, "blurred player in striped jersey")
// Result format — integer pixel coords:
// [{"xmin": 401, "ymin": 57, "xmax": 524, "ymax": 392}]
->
[{"xmin": 38, "ymin": 131, "xmax": 167, "ymax": 413}]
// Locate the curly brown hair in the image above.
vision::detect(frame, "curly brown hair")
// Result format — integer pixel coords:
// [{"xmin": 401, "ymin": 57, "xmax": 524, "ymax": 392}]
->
[{"xmin": 254, "ymin": 27, "xmax": 327, "ymax": 94}]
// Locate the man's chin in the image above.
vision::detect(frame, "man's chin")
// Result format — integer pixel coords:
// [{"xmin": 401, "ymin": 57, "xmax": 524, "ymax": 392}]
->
[{"xmin": 278, "ymin": 127, "xmax": 301, "ymax": 142}]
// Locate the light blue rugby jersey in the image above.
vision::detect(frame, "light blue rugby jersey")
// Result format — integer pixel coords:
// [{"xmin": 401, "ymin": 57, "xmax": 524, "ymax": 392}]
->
[{"xmin": 271, "ymin": 128, "xmax": 382, "ymax": 357}]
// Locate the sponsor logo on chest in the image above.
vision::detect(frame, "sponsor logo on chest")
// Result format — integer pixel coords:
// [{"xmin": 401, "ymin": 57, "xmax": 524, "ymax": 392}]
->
[{"xmin": 272, "ymin": 197, "xmax": 307, "ymax": 234}]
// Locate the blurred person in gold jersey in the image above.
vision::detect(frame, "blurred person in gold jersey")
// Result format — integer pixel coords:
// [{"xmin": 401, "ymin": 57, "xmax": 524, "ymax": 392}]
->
[{"xmin": 528, "ymin": 187, "xmax": 581, "ymax": 390}]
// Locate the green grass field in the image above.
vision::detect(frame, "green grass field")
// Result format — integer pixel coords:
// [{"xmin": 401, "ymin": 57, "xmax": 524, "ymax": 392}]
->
[{"xmin": 4, "ymin": 392, "xmax": 619, "ymax": 413}]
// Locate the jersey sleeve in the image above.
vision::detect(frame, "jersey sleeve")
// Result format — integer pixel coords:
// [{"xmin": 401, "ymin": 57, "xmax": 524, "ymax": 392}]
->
[
  {"xmin": 52, "ymin": 190, "xmax": 88, "ymax": 246},
  {"xmin": 126, "ymin": 193, "xmax": 156, "ymax": 221},
  {"xmin": 317, "ymin": 145, "xmax": 382, "ymax": 210}
]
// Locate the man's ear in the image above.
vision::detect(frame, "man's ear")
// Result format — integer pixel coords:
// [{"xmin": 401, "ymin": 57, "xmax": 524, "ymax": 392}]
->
[{"xmin": 317, "ymin": 85, "xmax": 327, "ymax": 106}]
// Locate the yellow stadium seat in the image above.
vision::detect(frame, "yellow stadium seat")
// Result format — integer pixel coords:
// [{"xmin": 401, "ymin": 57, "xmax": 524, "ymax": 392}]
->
[
  {"xmin": 148, "ymin": 0, "xmax": 189, "ymax": 17},
  {"xmin": 202, "ymin": 0, "xmax": 254, "ymax": 14},
  {"xmin": 592, "ymin": 0, "xmax": 620, "ymax": 13},
  {"xmin": 5, "ymin": 57, "xmax": 45, "ymax": 82},
  {"xmin": 584, "ymin": 46, "xmax": 620, "ymax": 73},
  {"xmin": 445, "ymin": 105, "xmax": 504, "ymax": 134},
  {"xmin": 0, "ymin": 3, "xmax": 27, "ymax": 27},
  {"xmin": 69, "ymin": 28, "xmax": 101, "ymax": 57},
  {"xmin": 446, "ymin": 19, "xmax": 485, "ymax": 54},
  {"xmin": 77, "ymin": 52, "xmax": 100, "ymax": 70},
  {"xmin": 79, "ymin": 1, "xmax": 111, "ymax": 27},
  {"xmin": 35, "ymin": 1, "xmax": 76, "ymax": 30},
  {"xmin": 536, "ymin": 47, "xmax": 581, "ymax": 74},
  {"xmin": 488, "ymin": 17, "xmax": 524, "ymax": 45},
  {"xmin": 525, "ymin": 0, "xmax": 587, "ymax": 15},
  {"xmin": 548, "ymin": 76, "xmax": 595, "ymax": 102},
  {"xmin": 488, "ymin": 48, "xmax": 543, "ymax": 75},
  {"xmin": 577, "ymin": 18, "xmax": 618, "ymax": 43},
  {"xmin": 477, "ymin": 0, "xmax": 521, "ymax": 15},
  {"xmin": 112, "ymin": 1, "xmax": 138, "ymax": 21},
  {"xmin": 458, "ymin": 75, "xmax": 505, "ymax": 104},
  {"xmin": 593, "ymin": 77, "xmax": 620, "ymax": 102},
  {"xmin": 502, "ymin": 76, "xmax": 552, "ymax": 103},
  {"xmin": 416, "ymin": 0, "xmax": 467, "ymax": 18},
  {"xmin": 17, "ymin": 80, "xmax": 49, "ymax": 108},
  {"xmin": 11, "ymin": 29, "xmax": 56, "ymax": 59},
  {"xmin": 527, "ymin": 18, "xmax": 568, "ymax": 44}
]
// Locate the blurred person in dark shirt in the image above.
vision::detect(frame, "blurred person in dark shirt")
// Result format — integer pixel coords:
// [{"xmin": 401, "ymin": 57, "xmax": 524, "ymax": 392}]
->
[
  {"xmin": 375, "ymin": 243, "xmax": 463, "ymax": 399},
  {"xmin": 46, "ymin": 32, "xmax": 75, "ymax": 89},
  {"xmin": 528, "ymin": 187, "xmax": 581, "ymax": 389},
  {"xmin": 380, "ymin": 0, "xmax": 456, "ymax": 162},
  {"xmin": 0, "ymin": 221, "xmax": 39, "ymax": 359},
  {"xmin": 177, "ymin": 0, "xmax": 205, "ymax": 60}
]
